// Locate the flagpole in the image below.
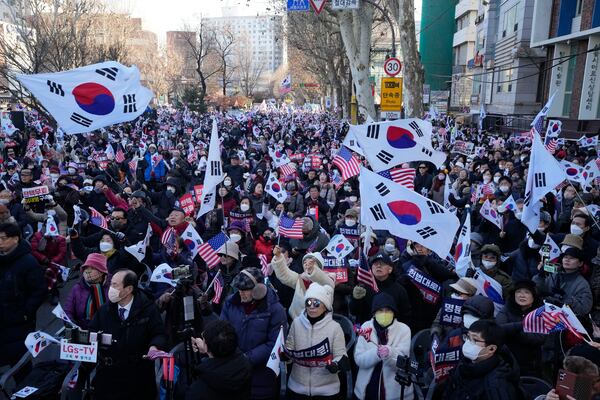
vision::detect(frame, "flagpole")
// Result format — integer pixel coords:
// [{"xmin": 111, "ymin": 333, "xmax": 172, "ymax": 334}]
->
[
  {"xmin": 202, "ymin": 269, "xmax": 221, "ymax": 296},
  {"xmin": 566, "ymin": 182, "xmax": 600, "ymax": 230}
]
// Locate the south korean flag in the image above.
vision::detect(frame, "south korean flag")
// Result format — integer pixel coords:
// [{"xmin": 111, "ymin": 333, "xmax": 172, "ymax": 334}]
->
[
  {"xmin": 359, "ymin": 167, "xmax": 459, "ymax": 258},
  {"xmin": 17, "ymin": 61, "xmax": 153, "ymax": 134},
  {"xmin": 325, "ymin": 234, "xmax": 354, "ymax": 260}
]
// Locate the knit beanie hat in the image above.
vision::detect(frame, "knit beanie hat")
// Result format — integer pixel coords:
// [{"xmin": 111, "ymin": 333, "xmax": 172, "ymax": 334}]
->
[
  {"xmin": 302, "ymin": 252, "xmax": 325, "ymax": 269},
  {"xmin": 304, "ymin": 283, "xmax": 333, "ymax": 311},
  {"xmin": 371, "ymin": 292, "xmax": 398, "ymax": 315},
  {"xmin": 83, "ymin": 253, "xmax": 108, "ymax": 274}
]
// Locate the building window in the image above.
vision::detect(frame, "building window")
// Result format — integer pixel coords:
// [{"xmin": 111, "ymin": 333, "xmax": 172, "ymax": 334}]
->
[
  {"xmin": 563, "ymin": 43, "xmax": 578, "ymax": 117},
  {"xmin": 576, "ymin": 0, "xmax": 583, "ymax": 16},
  {"xmin": 503, "ymin": 6, "xmax": 517, "ymax": 37}
]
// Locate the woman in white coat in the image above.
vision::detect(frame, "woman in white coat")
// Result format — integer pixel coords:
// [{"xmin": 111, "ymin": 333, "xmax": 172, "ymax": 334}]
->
[
  {"xmin": 285, "ymin": 283, "xmax": 347, "ymax": 399},
  {"xmin": 354, "ymin": 292, "xmax": 413, "ymax": 400}
]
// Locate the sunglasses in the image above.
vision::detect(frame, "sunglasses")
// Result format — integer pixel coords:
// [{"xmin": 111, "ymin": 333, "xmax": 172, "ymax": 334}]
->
[{"xmin": 305, "ymin": 299, "xmax": 321, "ymax": 308}]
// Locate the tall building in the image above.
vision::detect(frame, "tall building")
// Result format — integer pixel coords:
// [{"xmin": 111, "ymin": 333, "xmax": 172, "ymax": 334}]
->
[
  {"xmin": 530, "ymin": 0, "xmax": 600, "ymax": 134},
  {"xmin": 166, "ymin": 30, "xmax": 197, "ymax": 81},
  {"xmin": 420, "ymin": 0, "xmax": 455, "ymax": 91},
  {"xmin": 450, "ymin": 0, "xmax": 478, "ymax": 109}
]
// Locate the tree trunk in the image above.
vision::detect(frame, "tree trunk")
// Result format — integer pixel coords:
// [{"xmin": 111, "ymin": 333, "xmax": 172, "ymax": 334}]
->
[
  {"xmin": 389, "ymin": 0, "xmax": 424, "ymax": 118},
  {"xmin": 337, "ymin": 7, "xmax": 376, "ymax": 120}
]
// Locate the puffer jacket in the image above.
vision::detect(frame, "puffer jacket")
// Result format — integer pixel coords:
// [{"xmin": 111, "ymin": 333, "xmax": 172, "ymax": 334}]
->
[
  {"xmin": 533, "ymin": 270, "xmax": 593, "ymax": 316},
  {"xmin": 286, "ymin": 311, "xmax": 347, "ymax": 397},
  {"xmin": 63, "ymin": 277, "xmax": 110, "ymax": 330},
  {"xmin": 271, "ymin": 253, "xmax": 335, "ymax": 319},
  {"xmin": 354, "ymin": 319, "xmax": 413, "ymax": 400}
]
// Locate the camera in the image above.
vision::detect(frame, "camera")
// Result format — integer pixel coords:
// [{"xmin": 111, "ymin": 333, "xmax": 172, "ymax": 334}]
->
[
  {"xmin": 172, "ymin": 265, "xmax": 192, "ymax": 280},
  {"xmin": 395, "ymin": 355, "xmax": 419, "ymax": 388},
  {"xmin": 540, "ymin": 244, "xmax": 559, "ymax": 273},
  {"xmin": 65, "ymin": 327, "xmax": 113, "ymax": 347}
]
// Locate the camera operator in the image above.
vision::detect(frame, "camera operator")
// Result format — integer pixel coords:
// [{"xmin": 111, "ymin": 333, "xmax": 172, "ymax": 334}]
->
[
  {"xmin": 88, "ymin": 269, "xmax": 167, "ymax": 400},
  {"xmin": 185, "ymin": 320, "xmax": 252, "ymax": 400}
]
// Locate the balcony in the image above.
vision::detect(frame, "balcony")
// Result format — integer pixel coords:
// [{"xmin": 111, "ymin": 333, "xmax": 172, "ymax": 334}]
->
[
  {"xmin": 453, "ymin": 25, "xmax": 476, "ymax": 47},
  {"xmin": 455, "ymin": 0, "xmax": 478, "ymax": 19}
]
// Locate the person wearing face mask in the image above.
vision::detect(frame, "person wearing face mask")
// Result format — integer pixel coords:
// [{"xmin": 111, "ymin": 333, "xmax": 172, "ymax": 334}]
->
[
  {"xmin": 567, "ymin": 213, "xmax": 599, "ymax": 265},
  {"xmin": 71, "ymin": 231, "xmax": 141, "ymax": 276},
  {"xmin": 80, "ymin": 175, "xmax": 109, "ymax": 215},
  {"xmin": 216, "ymin": 185, "xmax": 239, "ymax": 217},
  {"xmin": 354, "ymin": 293, "xmax": 414, "ymax": 400},
  {"xmin": 305, "ymin": 184, "xmax": 331, "ymax": 231},
  {"xmin": 254, "ymin": 227, "xmax": 275, "ymax": 262},
  {"xmin": 494, "ymin": 176, "xmax": 518, "ymax": 201},
  {"xmin": 63, "ymin": 253, "xmax": 109, "ymax": 329},
  {"xmin": 206, "ymin": 241, "xmax": 242, "ymax": 310},
  {"xmin": 289, "ymin": 216, "xmax": 330, "ymax": 257},
  {"xmin": 223, "ymin": 154, "xmax": 246, "ymax": 187},
  {"xmin": 147, "ymin": 177, "xmax": 179, "ymax": 219},
  {"xmin": 226, "ymin": 220, "xmax": 256, "ymax": 258},
  {"xmin": 479, "ymin": 244, "xmax": 512, "ymax": 299},
  {"xmin": 496, "ymin": 280, "xmax": 544, "ymax": 376},
  {"xmin": 88, "ymin": 269, "xmax": 167, "ymax": 400},
  {"xmin": 506, "ymin": 232, "xmax": 544, "ymax": 282},
  {"xmin": 285, "ymin": 283, "xmax": 347, "ymax": 400},
  {"xmin": 382, "ymin": 237, "xmax": 401, "ymax": 263},
  {"xmin": 284, "ymin": 180, "xmax": 305, "ymax": 218},
  {"xmin": 533, "ymin": 247, "xmax": 593, "ymax": 317},
  {"xmin": 143, "ymin": 143, "xmax": 167, "ymax": 188},
  {"xmin": 441, "ymin": 320, "xmax": 522, "ymax": 400},
  {"xmin": 430, "ymin": 278, "xmax": 478, "ymax": 339},
  {"xmin": 556, "ymin": 185, "xmax": 578, "ymax": 230},
  {"xmin": 221, "ymin": 267, "xmax": 287, "ymax": 400},
  {"xmin": 334, "ymin": 208, "xmax": 360, "ymax": 250},
  {"xmin": 230, "ymin": 196, "xmax": 255, "ymax": 228},
  {"xmin": 30, "ymin": 215, "xmax": 67, "ymax": 304}
]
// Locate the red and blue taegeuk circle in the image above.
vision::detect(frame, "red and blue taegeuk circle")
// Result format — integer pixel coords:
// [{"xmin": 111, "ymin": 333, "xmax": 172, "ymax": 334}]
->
[
  {"xmin": 184, "ymin": 239, "xmax": 195, "ymax": 251},
  {"xmin": 386, "ymin": 126, "xmax": 416, "ymax": 149},
  {"xmin": 72, "ymin": 82, "xmax": 115, "ymax": 116},
  {"xmin": 335, "ymin": 243, "xmax": 345, "ymax": 252},
  {"xmin": 566, "ymin": 167, "xmax": 579, "ymax": 177},
  {"xmin": 387, "ymin": 200, "xmax": 422, "ymax": 225},
  {"xmin": 272, "ymin": 182, "xmax": 281, "ymax": 192},
  {"xmin": 454, "ymin": 242, "xmax": 463, "ymax": 262}
]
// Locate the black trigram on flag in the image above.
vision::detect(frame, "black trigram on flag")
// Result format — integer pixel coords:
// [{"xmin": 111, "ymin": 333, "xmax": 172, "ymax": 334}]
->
[
  {"xmin": 417, "ymin": 226, "xmax": 437, "ymax": 239},
  {"xmin": 367, "ymin": 124, "xmax": 380, "ymax": 139},
  {"xmin": 427, "ymin": 200, "xmax": 444, "ymax": 215},
  {"xmin": 203, "ymin": 192, "xmax": 214, "ymax": 205},
  {"xmin": 70, "ymin": 113, "xmax": 92, "ymax": 127},
  {"xmin": 409, "ymin": 120, "xmax": 424, "ymax": 138},
  {"xmin": 460, "ymin": 225, "xmax": 468, "ymax": 236},
  {"xmin": 46, "ymin": 80, "xmax": 64, "ymax": 96},
  {"xmin": 349, "ymin": 139, "xmax": 356, "ymax": 146},
  {"xmin": 95, "ymin": 67, "xmax": 118, "ymax": 81},
  {"xmin": 376, "ymin": 150, "xmax": 393, "ymax": 164},
  {"xmin": 369, "ymin": 204, "xmax": 386, "ymax": 221},
  {"xmin": 534, "ymin": 173, "xmax": 546, "ymax": 188},
  {"xmin": 422, "ymin": 148, "xmax": 433, "ymax": 157},
  {"xmin": 123, "ymin": 94, "xmax": 137, "ymax": 113},
  {"xmin": 375, "ymin": 182, "xmax": 390, "ymax": 197},
  {"xmin": 210, "ymin": 161, "xmax": 221, "ymax": 176},
  {"xmin": 523, "ymin": 191, "xmax": 531, "ymax": 207}
]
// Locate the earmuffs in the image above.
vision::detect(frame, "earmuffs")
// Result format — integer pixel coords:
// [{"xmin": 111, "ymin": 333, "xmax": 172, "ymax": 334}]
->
[{"xmin": 240, "ymin": 269, "xmax": 267, "ymax": 300}]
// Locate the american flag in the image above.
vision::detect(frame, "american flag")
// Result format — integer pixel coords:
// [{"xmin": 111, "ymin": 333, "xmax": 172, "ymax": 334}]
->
[
  {"xmin": 332, "ymin": 146, "xmax": 360, "ymax": 181},
  {"xmin": 377, "ymin": 167, "xmax": 416, "ymax": 190},
  {"xmin": 523, "ymin": 305, "xmax": 580, "ymax": 338},
  {"xmin": 151, "ymin": 153, "xmax": 163, "ymax": 168},
  {"xmin": 330, "ymin": 171, "xmax": 343, "ymax": 188},
  {"xmin": 278, "ymin": 215, "xmax": 304, "ymax": 239},
  {"xmin": 161, "ymin": 227, "xmax": 177, "ymax": 254},
  {"xmin": 115, "ymin": 147, "xmax": 126, "ymax": 163},
  {"xmin": 544, "ymin": 137, "xmax": 558, "ymax": 154},
  {"xmin": 481, "ymin": 183, "xmax": 494, "ymax": 196},
  {"xmin": 258, "ymin": 254, "xmax": 269, "ymax": 276},
  {"xmin": 128, "ymin": 157, "xmax": 138, "ymax": 173},
  {"xmin": 279, "ymin": 163, "xmax": 296, "ymax": 179},
  {"xmin": 357, "ymin": 251, "xmax": 378, "ymax": 292},
  {"xmin": 89, "ymin": 207, "xmax": 108, "ymax": 230},
  {"xmin": 198, "ymin": 232, "xmax": 229, "ymax": 269},
  {"xmin": 211, "ymin": 272, "xmax": 224, "ymax": 304},
  {"xmin": 532, "ymin": 115, "xmax": 544, "ymax": 136}
]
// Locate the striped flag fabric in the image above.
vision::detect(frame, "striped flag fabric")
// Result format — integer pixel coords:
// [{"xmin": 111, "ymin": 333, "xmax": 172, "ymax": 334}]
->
[
  {"xmin": 330, "ymin": 171, "xmax": 343, "ymax": 188},
  {"xmin": 198, "ymin": 232, "xmax": 228, "ymax": 269},
  {"xmin": 357, "ymin": 251, "xmax": 378, "ymax": 292},
  {"xmin": 89, "ymin": 207, "xmax": 108, "ymax": 230},
  {"xmin": 212, "ymin": 272, "xmax": 224, "ymax": 304},
  {"xmin": 279, "ymin": 163, "xmax": 296, "ymax": 179},
  {"xmin": 278, "ymin": 215, "xmax": 304, "ymax": 239},
  {"xmin": 258, "ymin": 254, "xmax": 270, "ymax": 276},
  {"xmin": 161, "ymin": 227, "xmax": 177, "ymax": 254},
  {"xmin": 377, "ymin": 167, "xmax": 415, "ymax": 190},
  {"xmin": 128, "ymin": 156, "xmax": 138, "ymax": 173},
  {"xmin": 332, "ymin": 146, "xmax": 360, "ymax": 181},
  {"xmin": 523, "ymin": 305, "xmax": 571, "ymax": 335},
  {"xmin": 115, "ymin": 146, "xmax": 126, "ymax": 163}
]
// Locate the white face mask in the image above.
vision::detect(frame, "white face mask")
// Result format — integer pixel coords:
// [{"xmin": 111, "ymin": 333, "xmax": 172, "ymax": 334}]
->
[
  {"xmin": 481, "ymin": 260, "xmax": 496, "ymax": 270},
  {"xmin": 451, "ymin": 293, "xmax": 464, "ymax": 300},
  {"xmin": 99, "ymin": 242, "xmax": 113, "ymax": 252},
  {"xmin": 68, "ymin": 168, "xmax": 76, "ymax": 174},
  {"xmin": 108, "ymin": 286, "xmax": 121, "ymax": 303},
  {"xmin": 514, "ymin": 211, "xmax": 522, "ymax": 220},
  {"xmin": 462, "ymin": 339, "xmax": 484, "ymax": 361},
  {"xmin": 224, "ymin": 179, "xmax": 232, "ymax": 187},
  {"xmin": 166, "ymin": 186, "xmax": 176, "ymax": 194},
  {"xmin": 499, "ymin": 185, "xmax": 510, "ymax": 193},
  {"xmin": 240, "ymin": 204, "xmax": 250, "ymax": 212},
  {"xmin": 345, "ymin": 218, "xmax": 356, "ymax": 227},
  {"xmin": 230, "ymin": 233, "xmax": 242, "ymax": 242},
  {"xmin": 528, "ymin": 237, "xmax": 540, "ymax": 249},
  {"xmin": 570, "ymin": 224, "xmax": 584, "ymax": 236},
  {"xmin": 462, "ymin": 314, "xmax": 479, "ymax": 329},
  {"xmin": 384, "ymin": 243, "xmax": 396, "ymax": 253},
  {"xmin": 493, "ymin": 176, "xmax": 500, "ymax": 184},
  {"xmin": 349, "ymin": 196, "xmax": 358, "ymax": 203}
]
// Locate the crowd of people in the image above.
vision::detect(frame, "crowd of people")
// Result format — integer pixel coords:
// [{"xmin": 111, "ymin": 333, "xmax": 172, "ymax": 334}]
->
[{"xmin": 0, "ymin": 104, "xmax": 599, "ymax": 400}]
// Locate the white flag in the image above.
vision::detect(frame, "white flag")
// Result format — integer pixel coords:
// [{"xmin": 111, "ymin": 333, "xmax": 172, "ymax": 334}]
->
[
  {"xmin": 479, "ymin": 199, "xmax": 503, "ymax": 230},
  {"xmin": 268, "ymin": 147, "xmax": 291, "ymax": 168},
  {"xmin": 443, "ymin": 175, "xmax": 456, "ymax": 213},
  {"xmin": 359, "ymin": 167, "xmax": 459, "ymax": 258},
  {"xmin": 197, "ymin": 119, "xmax": 224, "ymax": 218},
  {"xmin": 342, "ymin": 129, "xmax": 364, "ymax": 156},
  {"xmin": 1, "ymin": 111, "xmax": 16, "ymax": 135},
  {"xmin": 150, "ymin": 263, "xmax": 177, "ymax": 287},
  {"xmin": 25, "ymin": 331, "xmax": 60, "ymax": 358},
  {"xmin": 325, "ymin": 234, "xmax": 354, "ymax": 260},
  {"xmin": 521, "ymin": 132, "xmax": 567, "ymax": 233},
  {"xmin": 454, "ymin": 212, "xmax": 472, "ymax": 277},
  {"xmin": 561, "ymin": 304, "xmax": 589, "ymax": 337},
  {"xmin": 16, "ymin": 61, "xmax": 153, "ymax": 134},
  {"xmin": 577, "ymin": 136, "xmax": 598, "ymax": 148},
  {"xmin": 105, "ymin": 144, "xmax": 115, "ymax": 160},
  {"xmin": 559, "ymin": 160, "xmax": 587, "ymax": 186},
  {"xmin": 499, "ymin": 195, "xmax": 518, "ymax": 214},
  {"xmin": 72, "ymin": 204, "xmax": 82, "ymax": 227},
  {"xmin": 181, "ymin": 224, "xmax": 203, "ymax": 258},
  {"xmin": 473, "ymin": 270, "xmax": 505, "ymax": 315},
  {"xmin": 351, "ymin": 118, "xmax": 444, "ymax": 171},
  {"xmin": 583, "ymin": 159, "xmax": 600, "ymax": 191},
  {"xmin": 266, "ymin": 326, "xmax": 285, "ymax": 376},
  {"xmin": 531, "ymin": 92, "xmax": 556, "ymax": 132},
  {"xmin": 52, "ymin": 304, "xmax": 79, "ymax": 328},
  {"xmin": 540, "ymin": 234, "xmax": 561, "ymax": 263},
  {"xmin": 125, "ymin": 223, "xmax": 152, "ymax": 262},
  {"xmin": 197, "ymin": 186, "xmax": 217, "ymax": 219},
  {"xmin": 45, "ymin": 215, "xmax": 59, "ymax": 237},
  {"xmin": 265, "ymin": 172, "xmax": 288, "ymax": 203}
]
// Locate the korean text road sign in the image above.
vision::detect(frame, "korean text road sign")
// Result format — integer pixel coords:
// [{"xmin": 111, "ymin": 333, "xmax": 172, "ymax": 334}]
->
[{"xmin": 380, "ymin": 77, "xmax": 402, "ymax": 111}]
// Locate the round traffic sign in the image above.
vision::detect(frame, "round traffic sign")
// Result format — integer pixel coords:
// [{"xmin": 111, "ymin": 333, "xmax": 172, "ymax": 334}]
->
[{"xmin": 384, "ymin": 57, "xmax": 402, "ymax": 77}]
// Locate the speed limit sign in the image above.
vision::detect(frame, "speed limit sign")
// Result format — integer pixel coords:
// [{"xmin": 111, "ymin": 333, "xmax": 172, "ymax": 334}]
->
[{"xmin": 384, "ymin": 57, "xmax": 402, "ymax": 77}]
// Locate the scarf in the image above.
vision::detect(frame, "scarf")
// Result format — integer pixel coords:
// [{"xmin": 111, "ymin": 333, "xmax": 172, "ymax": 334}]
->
[
  {"xmin": 85, "ymin": 282, "xmax": 106, "ymax": 320},
  {"xmin": 102, "ymin": 248, "xmax": 116, "ymax": 259}
]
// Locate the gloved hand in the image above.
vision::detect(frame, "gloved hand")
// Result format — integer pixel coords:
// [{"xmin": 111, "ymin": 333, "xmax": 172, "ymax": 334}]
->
[
  {"xmin": 348, "ymin": 259, "xmax": 359, "ymax": 268},
  {"xmin": 377, "ymin": 345, "xmax": 391, "ymax": 360},
  {"xmin": 325, "ymin": 362, "xmax": 339, "ymax": 374},
  {"xmin": 114, "ymin": 232, "xmax": 126, "ymax": 241},
  {"xmin": 353, "ymin": 285, "xmax": 367, "ymax": 300}
]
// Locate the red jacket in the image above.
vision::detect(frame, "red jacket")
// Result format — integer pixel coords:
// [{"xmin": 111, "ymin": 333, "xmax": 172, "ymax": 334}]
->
[
  {"xmin": 31, "ymin": 232, "xmax": 67, "ymax": 265},
  {"xmin": 254, "ymin": 236, "xmax": 274, "ymax": 262}
]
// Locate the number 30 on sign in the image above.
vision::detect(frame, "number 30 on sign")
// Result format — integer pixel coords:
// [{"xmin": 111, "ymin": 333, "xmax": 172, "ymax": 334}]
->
[{"xmin": 384, "ymin": 58, "xmax": 402, "ymax": 77}]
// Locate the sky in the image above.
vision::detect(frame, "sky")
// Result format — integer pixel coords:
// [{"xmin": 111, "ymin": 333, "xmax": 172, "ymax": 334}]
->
[{"xmin": 112, "ymin": 0, "xmax": 422, "ymax": 42}]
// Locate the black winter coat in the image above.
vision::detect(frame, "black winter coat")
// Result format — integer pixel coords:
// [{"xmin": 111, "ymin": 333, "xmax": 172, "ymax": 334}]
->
[
  {"xmin": 0, "ymin": 241, "xmax": 46, "ymax": 366},
  {"xmin": 89, "ymin": 292, "xmax": 167, "ymax": 400},
  {"xmin": 349, "ymin": 275, "xmax": 411, "ymax": 325},
  {"xmin": 184, "ymin": 350, "xmax": 252, "ymax": 400}
]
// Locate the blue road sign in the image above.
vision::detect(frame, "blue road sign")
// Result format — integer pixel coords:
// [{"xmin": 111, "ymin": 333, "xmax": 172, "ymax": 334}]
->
[{"xmin": 287, "ymin": 0, "xmax": 310, "ymax": 11}]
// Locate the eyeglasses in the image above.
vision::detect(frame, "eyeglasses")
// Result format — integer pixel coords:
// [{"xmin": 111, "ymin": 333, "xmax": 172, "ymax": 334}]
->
[
  {"xmin": 305, "ymin": 299, "xmax": 321, "ymax": 308},
  {"xmin": 110, "ymin": 217, "xmax": 125, "ymax": 221},
  {"xmin": 462, "ymin": 334, "xmax": 486, "ymax": 345}
]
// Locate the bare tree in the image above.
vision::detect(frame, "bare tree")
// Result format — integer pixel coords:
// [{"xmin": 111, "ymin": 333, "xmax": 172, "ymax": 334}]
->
[
  {"xmin": 211, "ymin": 25, "xmax": 236, "ymax": 96},
  {"xmin": 235, "ymin": 35, "xmax": 264, "ymax": 97},
  {"xmin": 136, "ymin": 45, "xmax": 182, "ymax": 103}
]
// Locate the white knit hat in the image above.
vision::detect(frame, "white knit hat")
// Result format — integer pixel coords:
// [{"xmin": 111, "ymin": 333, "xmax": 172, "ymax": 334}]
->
[
  {"xmin": 302, "ymin": 252, "xmax": 325, "ymax": 269},
  {"xmin": 304, "ymin": 283, "xmax": 334, "ymax": 311}
]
